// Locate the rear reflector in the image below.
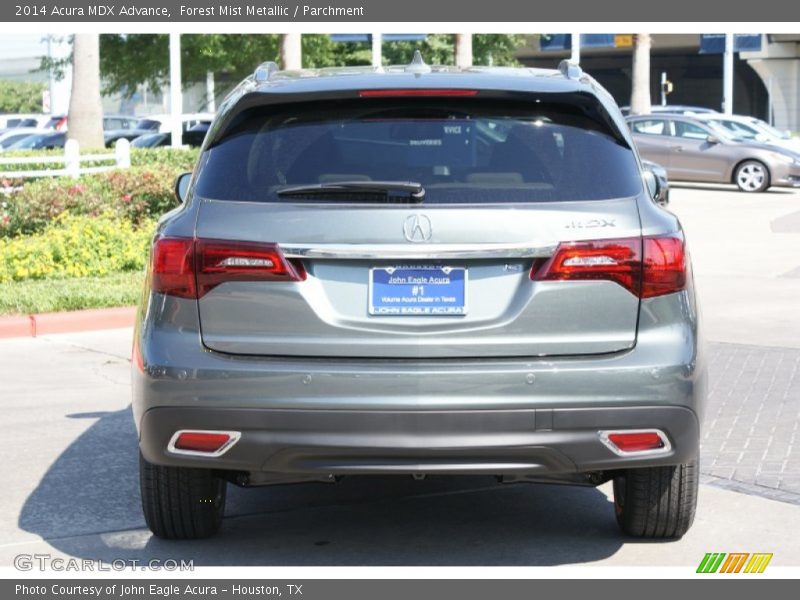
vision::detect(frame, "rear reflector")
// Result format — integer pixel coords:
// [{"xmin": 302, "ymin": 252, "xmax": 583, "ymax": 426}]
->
[
  {"xmin": 150, "ymin": 237, "xmax": 305, "ymax": 299},
  {"xmin": 531, "ymin": 235, "xmax": 686, "ymax": 299},
  {"xmin": 359, "ymin": 89, "xmax": 478, "ymax": 97},
  {"xmin": 169, "ymin": 430, "xmax": 241, "ymax": 456},
  {"xmin": 599, "ymin": 430, "xmax": 670, "ymax": 455}
]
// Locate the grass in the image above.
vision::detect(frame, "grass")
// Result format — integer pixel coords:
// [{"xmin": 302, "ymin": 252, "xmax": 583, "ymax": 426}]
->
[{"xmin": 0, "ymin": 271, "xmax": 143, "ymax": 316}]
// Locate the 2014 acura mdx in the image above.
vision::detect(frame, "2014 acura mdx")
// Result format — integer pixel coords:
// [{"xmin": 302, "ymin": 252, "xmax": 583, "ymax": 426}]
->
[{"xmin": 132, "ymin": 55, "xmax": 706, "ymax": 540}]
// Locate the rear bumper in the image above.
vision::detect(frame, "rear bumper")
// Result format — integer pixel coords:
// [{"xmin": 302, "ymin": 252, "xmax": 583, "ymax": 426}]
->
[
  {"xmin": 139, "ymin": 405, "xmax": 700, "ymax": 478},
  {"xmin": 133, "ymin": 290, "xmax": 705, "ymax": 480}
]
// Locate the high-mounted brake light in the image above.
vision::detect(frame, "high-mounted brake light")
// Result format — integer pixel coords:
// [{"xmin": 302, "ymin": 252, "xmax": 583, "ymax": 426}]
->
[
  {"xmin": 150, "ymin": 237, "xmax": 305, "ymax": 299},
  {"xmin": 531, "ymin": 235, "xmax": 686, "ymax": 299},
  {"xmin": 359, "ymin": 89, "xmax": 478, "ymax": 98}
]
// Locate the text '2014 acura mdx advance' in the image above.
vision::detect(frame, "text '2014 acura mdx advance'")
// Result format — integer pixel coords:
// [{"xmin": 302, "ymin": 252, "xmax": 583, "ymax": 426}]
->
[{"xmin": 132, "ymin": 55, "xmax": 706, "ymax": 540}]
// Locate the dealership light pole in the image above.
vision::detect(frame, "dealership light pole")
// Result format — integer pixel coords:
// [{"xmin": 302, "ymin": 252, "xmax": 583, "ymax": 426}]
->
[
  {"xmin": 169, "ymin": 33, "xmax": 182, "ymax": 148},
  {"xmin": 723, "ymin": 33, "xmax": 734, "ymax": 114}
]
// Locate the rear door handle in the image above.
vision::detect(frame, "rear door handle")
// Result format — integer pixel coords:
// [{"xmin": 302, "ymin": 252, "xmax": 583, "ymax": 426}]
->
[{"xmin": 670, "ymin": 145, "xmax": 684, "ymax": 152}]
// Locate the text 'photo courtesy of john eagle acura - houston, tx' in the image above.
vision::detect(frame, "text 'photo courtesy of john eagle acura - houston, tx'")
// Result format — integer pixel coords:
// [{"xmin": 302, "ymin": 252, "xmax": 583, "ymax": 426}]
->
[{"xmin": 132, "ymin": 54, "xmax": 704, "ymax": 540}]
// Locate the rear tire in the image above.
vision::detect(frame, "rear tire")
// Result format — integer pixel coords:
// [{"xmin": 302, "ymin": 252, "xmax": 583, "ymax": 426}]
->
[
  {"xmin": 139, "ymin": 452, "xmax": 227, "ymax": 539},
  {"xmin": 734, "ymin": 160, "xmax": 770, "ymax": 193},
  {"xmin": 612, "ymin": 459, "xmax": 698, "ymax": 539}
]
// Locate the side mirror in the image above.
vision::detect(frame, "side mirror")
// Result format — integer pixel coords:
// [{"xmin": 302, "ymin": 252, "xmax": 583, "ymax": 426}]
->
[
  {"xmin": 706, "ymin": 134, "xmax": 720, "ymax": 145},
  {"xmin": 174, "ymin": 172, "xmax": 191, "ymax": 204},
  {"xmin": 643, "ymin": 169, "xmax": 668, "ymax": 206}
]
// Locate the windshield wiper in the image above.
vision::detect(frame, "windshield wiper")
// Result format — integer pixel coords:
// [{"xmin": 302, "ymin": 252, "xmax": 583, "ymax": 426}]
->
[{"xmin": 276, "ymin": 180, "xmax": 425, "ymax": 203}]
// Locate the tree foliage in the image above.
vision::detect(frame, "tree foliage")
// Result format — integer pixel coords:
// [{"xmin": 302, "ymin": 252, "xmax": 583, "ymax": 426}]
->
[
  {"xmin": 98, "ymin": 34, "xmax": 530, "ymax": 98},
  {"xmin": 0, "ymin": 80, "xmax": 46, "ymax": 113}
]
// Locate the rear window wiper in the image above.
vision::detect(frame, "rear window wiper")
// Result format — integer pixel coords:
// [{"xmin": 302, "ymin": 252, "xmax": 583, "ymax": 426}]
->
[{"xmin": 276, "ymin": 181, "xmax": 425, "ymax": 203}]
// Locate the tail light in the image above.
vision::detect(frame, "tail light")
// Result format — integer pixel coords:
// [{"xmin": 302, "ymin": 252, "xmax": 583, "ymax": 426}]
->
[
  {"xmin": 150, "ymin": 237, "xmax": 305, "ymax": 299},
  {"xmin": 599, "ymin": 430, "xmax": 671, "ymax": 455},
  {"xmin": 531, "ymin": 235, "xmax": 686, "ymax": 299}
]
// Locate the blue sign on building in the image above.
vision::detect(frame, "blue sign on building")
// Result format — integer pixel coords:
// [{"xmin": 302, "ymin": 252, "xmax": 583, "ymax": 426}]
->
[
  {"xmin": 699, "ymin": 34, "xmax": 762, "ymax": 54},
  {"xmin": 331, "ymin": 34, "xmax": 428, "ymax": 43}
]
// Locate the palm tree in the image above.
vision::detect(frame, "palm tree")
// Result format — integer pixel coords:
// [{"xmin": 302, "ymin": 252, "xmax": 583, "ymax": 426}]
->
[
  {"xmin": 67, "ymin": 34, "xmax": 105, "ymax": 149},
  {"xmin": 280, "ymin": 34, "xmax": 302, "ymax": 70},
  {"xmin": 454, "ymin": 34, "xmax": 473, "ymax": 67},
  {"xmin": 630, "ymin": 33, "xmax": 652, "ymax": 115}
]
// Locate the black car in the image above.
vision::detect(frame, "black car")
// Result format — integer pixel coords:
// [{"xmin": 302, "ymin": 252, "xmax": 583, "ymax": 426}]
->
[{"xmin": 6, "ymin": 131, "xmax": 66, "ymax": 150}]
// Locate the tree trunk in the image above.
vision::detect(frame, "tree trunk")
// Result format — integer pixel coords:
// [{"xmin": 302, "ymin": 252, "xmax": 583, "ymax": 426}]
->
[
  {"xmin": 280, "ymin": 34, "xmax": 302, "ymax": 70},
  {"xmin": 454, "ymin": 34, "xmax": 473, "ymax": 67},
  {"xmin": 630, "ymin": 33, "xmax": 652, "ymax": 115},
  {"xmin": 67, "ymin": 34, "xmax": 105, "ymax": 149}
]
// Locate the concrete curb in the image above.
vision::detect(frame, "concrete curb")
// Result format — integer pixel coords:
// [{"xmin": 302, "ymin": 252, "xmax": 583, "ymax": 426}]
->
[{"xmin": 0, "ymin": 306, "xmax": 135, "ymax": 339}]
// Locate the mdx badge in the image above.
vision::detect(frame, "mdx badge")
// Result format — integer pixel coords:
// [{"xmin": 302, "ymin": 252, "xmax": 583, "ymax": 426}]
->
[{"xmin": 403, "ymin": 214, "xmax": 433, "ymax": 243}]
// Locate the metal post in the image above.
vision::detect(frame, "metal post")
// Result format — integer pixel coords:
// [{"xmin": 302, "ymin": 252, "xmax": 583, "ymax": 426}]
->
[
  {"xmin": 206, "ymin": 71, "xmax": 216, "ymax": 112},
  {"xmin": 767, "ymin": 76, "xmax": 773, "ymax": 125},
  {"xmin": 169, "ymin": 33, "xmax": 183, "ymax": 148},
  {"xmin": 570, "ymin": 34, "xmax": 581, "ymax": 65},
  {"xmin": 661, "ymin": 72, "xmax": 668, "ymax": 106},
  {"xmin": 371, "ymin": 33, "xmax": 382, "ymax": 67},
  {"xmin": 723, "ymin": 33, "xmax": 734, "ymax": 115},
  {"xmin": 64, "ymin": 139, "xmax": 80, "ymax": 179},
  {"xmin": 115, "ymin": 138, "xmax": 131, "ymax": 169}
]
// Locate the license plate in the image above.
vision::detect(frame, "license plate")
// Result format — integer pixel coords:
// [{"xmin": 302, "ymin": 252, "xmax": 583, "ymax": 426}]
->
[{"xmin": 369, "ymin": 266, "xmax": 467, "ymax": 316}]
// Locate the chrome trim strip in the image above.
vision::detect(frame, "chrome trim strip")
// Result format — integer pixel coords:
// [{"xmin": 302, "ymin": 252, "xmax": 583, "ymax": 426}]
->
[
  {"xmin": 281, "ymin": 242, "xmax": 557, "ymax": 260},
  {"xmin": 167, "ymin": 429, "xmax": 242, "ymax": 458},
  {"xmin": 598, "ymin": 429, "xmax": 672, "ymax": 457}
]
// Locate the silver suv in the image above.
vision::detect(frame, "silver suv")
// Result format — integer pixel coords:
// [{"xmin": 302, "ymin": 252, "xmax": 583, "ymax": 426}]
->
[{"xmin": 133, "ymin": 56, "xmax": 705, "ymax": 541}]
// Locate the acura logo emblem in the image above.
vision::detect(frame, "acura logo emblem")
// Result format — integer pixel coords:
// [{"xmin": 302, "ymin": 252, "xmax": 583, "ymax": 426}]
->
[{"xmin": 403, "ymin": 214, "xmax": 433, "ymax": 243}]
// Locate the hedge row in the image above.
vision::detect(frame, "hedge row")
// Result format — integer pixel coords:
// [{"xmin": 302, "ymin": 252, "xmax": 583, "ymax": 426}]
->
[
  {"xmin": 0, "ymin": 147, "xmax": 199, "ymax": 175},
  {"xmin": 1, "ymin": 148, "xmax": 198, "ymax": 238},
  {"xmin": 0, "ymin": 212, "xmax": 155, "ymax": 283}
]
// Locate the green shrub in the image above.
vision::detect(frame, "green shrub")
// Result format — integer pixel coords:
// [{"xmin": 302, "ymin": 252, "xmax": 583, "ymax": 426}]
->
[
  {"xmin": 0, "ymin": 212, "xmax": 155, "ymax": 283},
  {"xmin": 0, "ymin": 80, "xmax": 47, "ymax": 113},
  {"xmin": 130, "ymin": 147, "xmax": 199, "ymax": 170},
  {"xmin": 0, "ymin": 146, "xmax": 198, "ymax": 175},
  {"xmin": 1, "ymin": 163, "xmax": 184, "ymax": 237},
  {"xmin": 0, "ymin": 147, "xmax": 198, "ymax": 238}
]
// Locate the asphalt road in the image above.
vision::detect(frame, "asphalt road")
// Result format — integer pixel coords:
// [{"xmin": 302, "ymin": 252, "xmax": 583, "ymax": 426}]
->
[{"xmin": 1, "ymin": 184, "xmax": 799, "ymax": 567}]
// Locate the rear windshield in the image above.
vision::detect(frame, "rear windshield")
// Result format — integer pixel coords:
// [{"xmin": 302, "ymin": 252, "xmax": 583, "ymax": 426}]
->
[{"xmin": 195, "ymin": 99, "xmax": 642, "ymax": 204}]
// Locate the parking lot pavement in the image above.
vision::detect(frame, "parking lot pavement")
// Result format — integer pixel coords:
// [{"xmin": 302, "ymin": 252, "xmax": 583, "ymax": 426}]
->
[
  {"xmin": 1, "ymin": 184, "xmax": 798, "ymax": 566},
  {"xmin": 668, "ymin": 183, "xmax": 800, "ymax": 349},
  {"xmin": 1, "ymin": 326, "xmax": 798, "ymax": 566}
]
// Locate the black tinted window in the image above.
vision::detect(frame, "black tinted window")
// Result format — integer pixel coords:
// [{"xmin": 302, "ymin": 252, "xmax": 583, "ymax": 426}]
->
[{"xmin": 195, "ymin": 99, "xmax": 642, "ymax": 203}]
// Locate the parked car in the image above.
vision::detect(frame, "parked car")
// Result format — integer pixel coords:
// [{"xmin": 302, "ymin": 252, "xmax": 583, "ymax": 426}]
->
[
  {"xmin": 104, "ymin": 129, "xmax": 151, "ymax": 147},
  {"xmin": 133, "ymin": 57, "xmax": 705, "ymax": 541},
  {"xmin": 107, "ymin": 115, "xmax": 213, "ymax": 148},
  {"xmin": 130, "ymin": 123, "xmax": 210, "ymax": 149},
  {"xmin": 0, "ymin": 113, "xmax": 51, "ymax": 131},
  {"xmin": 103, "ymin": 114, "xmax": 138, "ymax": 131},
  {"xmin": 627, "ymin": 114, "xmax": 800, "ymax": 192},
  {"xmin": 5, "ymin": 131, "xmax": 66, "ymax": 151},
  {"xmin": 694, "ymin": 114, "xmax": 800, "ymax": 155},
  {"xmin": 0, "ymin": 127, "xmax": 45, "ymax": 152},
  {"xmin": 134, "ymin": 112, "xmax": 214, "ymax": 134},
  {"xmin": 620, "ymin": 105, "xmax": 718, "ymax": 117}
]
